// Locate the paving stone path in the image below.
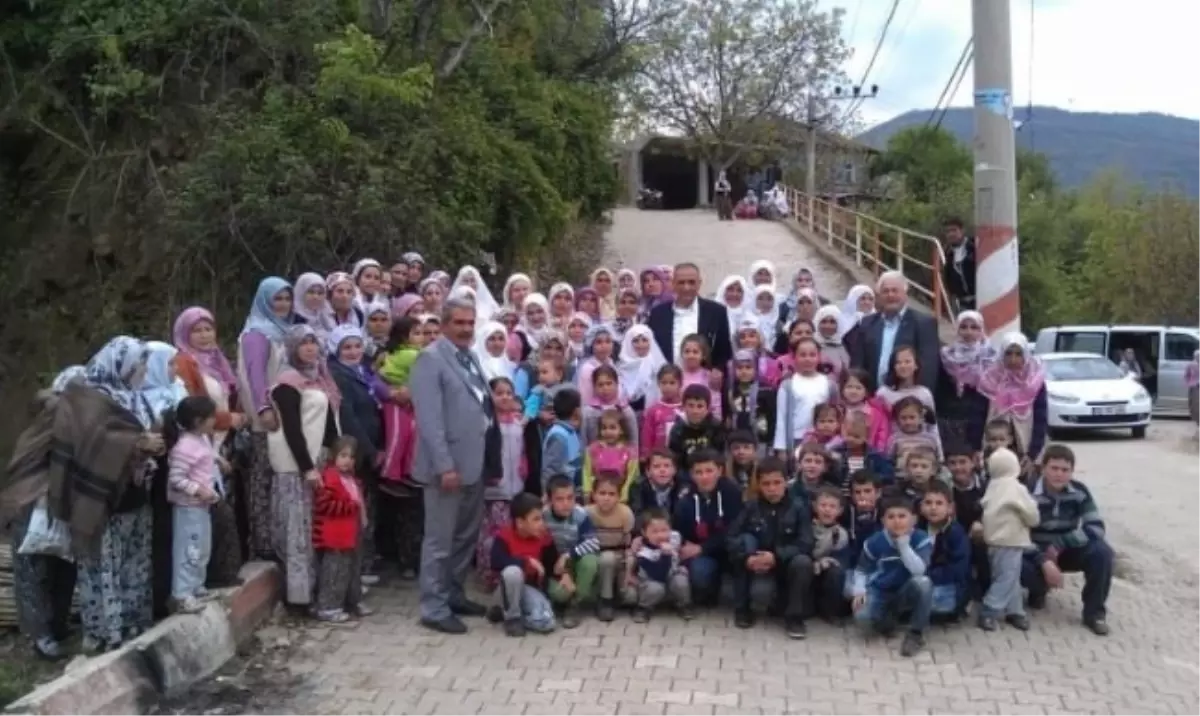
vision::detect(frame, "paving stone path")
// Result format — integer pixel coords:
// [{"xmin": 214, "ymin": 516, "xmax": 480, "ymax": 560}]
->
[{"xmin": 210, "ymin": 209, "xmax": 1200, "ymax": 715}]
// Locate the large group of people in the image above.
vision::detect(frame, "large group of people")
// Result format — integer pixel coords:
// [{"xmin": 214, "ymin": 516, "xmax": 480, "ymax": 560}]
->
[{"xmin": 2, "ymin": 252, "xmax": 1127, "ymax": 664}]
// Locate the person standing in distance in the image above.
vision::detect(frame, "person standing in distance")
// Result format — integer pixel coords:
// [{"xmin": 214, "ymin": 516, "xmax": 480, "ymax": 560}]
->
[{"xmin": 411, "ymin": 296, "xmax": 502, "ymax": 634}]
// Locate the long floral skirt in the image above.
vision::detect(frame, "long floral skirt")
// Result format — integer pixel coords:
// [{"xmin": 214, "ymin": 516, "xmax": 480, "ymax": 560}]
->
[
  {"xmin": 78, "ymin": 507, "xmax": 153, "ymax": 647},
  {"xmin": 271, "ymin": 472, "xmax": 315, "ymax": 605},
  {"xmin": 247, "ymin": 433, "xmax": 274, "ymax": 559},
  {"xmin": 10, "ymin": 503, "xmax": 77, "ymax": 644}
]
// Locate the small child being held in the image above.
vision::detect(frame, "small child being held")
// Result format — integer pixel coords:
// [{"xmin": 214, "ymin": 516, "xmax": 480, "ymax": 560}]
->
[
  {"xmin": 313, "ymin": 437, "xmax": 372, "ymax": 623},
  {"xmin": 623, "ymin": 508, "xmax": 692, "ymax": 623},
  {"xmin": 523, "ymin": 359, "xmax": 565, "ymax": 423},
  {"xmin": 166, "ymin": 395, "xmax": 223, "ymax": 614}
]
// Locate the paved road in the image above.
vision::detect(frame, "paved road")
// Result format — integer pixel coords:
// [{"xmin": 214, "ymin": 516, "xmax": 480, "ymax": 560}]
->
[{"xmin": 189, "ymin": 211, "xmax": 1200, "ymax": 715}]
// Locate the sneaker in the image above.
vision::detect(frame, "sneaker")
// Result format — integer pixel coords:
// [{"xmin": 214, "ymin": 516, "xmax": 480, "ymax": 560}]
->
[
  {"xmin": 734, "ymin": 610, "xmax": 755, "ymax": 629},
  {"xmin": 596, "ymin": 601, "xmax": 615, "ymax": 623},
  {"xmin": 631, "ymin": 607, "xmax": 651, "ymax": 624},
  {"xmin": 784, "ymin": 617, "xmax": 807, "ymax": 640},
  {"xmin": 977, "ymin": 615, "xmax": 999, "ymax": 631},
  {"xmin": 503, "ymin": 619, "xmax": 526, "ymax": 638},
  {"xmin": 175, "ymin": 596, "xmax": 205, "ymax": 614},
  {"xmin": 561, "ymin": 606, "xmax": 582, "ymax": 629},
  {"xmin": 486, "ymin": 605, "xmax": 505, "ymax": 624},
  {"xmin": 33, "ymin": 636, "xmax": 65, "ymax": 662},
  {"xmin": 350, "ymin": 603, "xmax": 374, "ymax": 618},
  {"xmin": 315, "ymin": 609, "xmax": 350, "ymax": 624},
  {"xmin": 1005, "ymin": 614, "xmax": 1031, "ymax": 631},
  {"xmin": 900, "ymin": 631, "xmax": 926, "ymax": 657},
  {"xmin": 678, "ymin": 605, "xmax": 696, "ymax": 621},
  {"xmin": 1084, "ymin": 617, "xmax": 1111, "ymax": 636}
]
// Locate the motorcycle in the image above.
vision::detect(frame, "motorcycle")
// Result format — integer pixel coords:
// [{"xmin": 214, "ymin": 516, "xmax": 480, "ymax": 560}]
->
[{"xmin": 636, "ymin": 187, "xmax": 663, "ymax": 210}]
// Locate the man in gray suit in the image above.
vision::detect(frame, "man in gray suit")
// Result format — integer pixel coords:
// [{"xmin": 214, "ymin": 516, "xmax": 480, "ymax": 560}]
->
[{"xmin": 411, "ymin": 297, "xmax": 498, "ymax": 633}]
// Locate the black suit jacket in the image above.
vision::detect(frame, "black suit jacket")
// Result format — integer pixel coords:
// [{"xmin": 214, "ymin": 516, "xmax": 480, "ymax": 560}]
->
[
  {"xmin": 849, "ymin": 309, "xmax": 941, "ymax": 393},
  {"xmin": 648, "ymin": 298, "xmax": 733, "ymax": 368}
]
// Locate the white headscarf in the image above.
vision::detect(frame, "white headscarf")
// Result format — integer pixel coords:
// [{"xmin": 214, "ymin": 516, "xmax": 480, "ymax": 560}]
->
[
  {"xmin": 747, "ymin": 260, "xmax": 777, "ymax": 287},
  {"xmin": 351, "ymin": 258, "xmax": 384, "ymax": 312},
  {"xmin": 749, "ymin": 284, "xmax": 778, "ymax": 345},
  {"xmin": 294, "ymin": 272, "xmax": 334, "ymax": 340},
  {"xmin": 473, "ymin": 321, "xmax": 515, "ymax": 382},
  {"xmin": 714, "ymin": 274, "xmax": 750, "ymax": 334},
  {"xmin": 519, "ymin": 292, "xmax": 552, "ymax": 349},
  {"xmin": 813, "ymin": 304, "xmax": 844, "ymax": 345},
  {"xmin": 501, "ymin": 273, "xmax": 533, "ymax": 311},
  {"xmin": 618, "ymin": 324, "xmax": 667, "ymax": 405},
  {"xmin": 840, "ymin": 284, "xmax": 875, "ymax": 333},
  {"xmin": 451, "ymin": 266, "xmax": 499, "ymax": 319},
  {"xmin": 143, "ymin": 340, "xmax": 188, "ymax": 419}
]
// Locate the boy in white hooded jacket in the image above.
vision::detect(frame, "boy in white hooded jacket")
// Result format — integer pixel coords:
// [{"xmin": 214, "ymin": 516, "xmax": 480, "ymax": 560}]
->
[{"xmin": 978, "ymin": 448, "xmax": 1040, "ymax": 631}]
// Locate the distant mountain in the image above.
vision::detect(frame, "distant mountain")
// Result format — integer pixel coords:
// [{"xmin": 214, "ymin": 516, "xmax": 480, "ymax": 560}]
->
[{"xmin": 858, "ymin": 106, "xmax": 1199, "ymax": 196}]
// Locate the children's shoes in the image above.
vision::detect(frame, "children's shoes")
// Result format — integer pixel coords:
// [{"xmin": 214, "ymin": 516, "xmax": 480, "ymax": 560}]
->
[
  {"xmin": 900, "ymin": 630, "xmax": 925, "ymax": 657},
  {"xmin": 504, "ymin": 619, "xmax": 526, "ymax": 637},
  {"xmin": 977, "ymin": 615, "xmax": 999, "ymax": 631},
  {"xmin": 595, "ymin": 601, "xmax": 615, "ymax": 622},
  {"xmin": 631, "ymin": 607, "xmax": 651, "ymax": 624}
]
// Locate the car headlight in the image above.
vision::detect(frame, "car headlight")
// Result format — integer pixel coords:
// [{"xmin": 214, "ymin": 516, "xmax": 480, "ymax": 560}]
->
[
  {"xmin": 1133, "ymin": 389, "xmax": 1150, "ymax": 402},
  {"xmin": 1048, "ymin": 392, "xmax": 1080, "ymax": 404}
]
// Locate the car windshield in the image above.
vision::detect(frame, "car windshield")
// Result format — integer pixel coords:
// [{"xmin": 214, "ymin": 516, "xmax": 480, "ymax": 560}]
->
[{"xmin": 1045, "ymin": 357, "xmax": 1125, "ymax": 381}]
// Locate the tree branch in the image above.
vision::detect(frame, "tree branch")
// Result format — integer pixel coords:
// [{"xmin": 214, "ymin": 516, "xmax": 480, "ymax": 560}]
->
[{"xmin": 437, "ymin": 0, "xmax": 507, "ymax": 79}]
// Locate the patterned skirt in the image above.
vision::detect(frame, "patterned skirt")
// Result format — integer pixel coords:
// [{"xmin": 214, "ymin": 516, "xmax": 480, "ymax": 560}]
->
[
  {"xmin": 247, "ymin": 432, "xmax": 274, "ymax": 559},
  {"xmin": 9, "ymin": 503, "xmax": 77, "ymax": 644},
  {"xmin": 271, "ymin": 472, "xmax": 315, "ymax": 605},
  {"xmin": 476, "ymin": 500, "xmax": 512, "ymax": 591},
  {"xmin": 78, "ymin": 507, "xmax": 153, "ymax": 647}
]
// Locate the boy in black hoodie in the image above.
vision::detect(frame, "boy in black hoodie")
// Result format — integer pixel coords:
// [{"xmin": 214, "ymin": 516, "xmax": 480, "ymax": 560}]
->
[
  {"xmin": 726, "ymin": 456, "xmax": 814, "ymax": 639},
  {"xmin": 672, "ymin": 449, "xmax": 743, "ymax": 606},
  {"xmin": 629, "ymin": 449, "xmax": 692, "ymax": 524},
  {"xmin": 668, "ymin": 385, "xmax": 726, "ymax": 477}
]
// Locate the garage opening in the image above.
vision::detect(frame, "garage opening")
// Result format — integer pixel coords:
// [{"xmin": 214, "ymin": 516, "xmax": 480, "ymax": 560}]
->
[{"xmin": 640, "ymin": 139, "xmax": 699, "ymax": 209}]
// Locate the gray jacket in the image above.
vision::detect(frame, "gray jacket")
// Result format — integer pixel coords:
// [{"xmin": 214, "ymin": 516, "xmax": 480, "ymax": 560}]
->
[{"xmin": 410, "ymin": 337, "xmax": 492, "ymax": 486}]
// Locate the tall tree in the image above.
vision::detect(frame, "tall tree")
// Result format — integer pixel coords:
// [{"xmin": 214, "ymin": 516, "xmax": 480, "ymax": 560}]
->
[{"xmin": 626, "ymin": 0, "xmax": 849, "ymax": 168}]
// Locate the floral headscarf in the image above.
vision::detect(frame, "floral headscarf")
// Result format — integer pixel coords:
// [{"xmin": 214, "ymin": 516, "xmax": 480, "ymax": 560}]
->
[
  {"xmin": 143, "ymin": 341, "xmax": 187, "ymax": 418},
  {"xmin": 84, "ymin": 336, "xmax": 154, "ymax": 428},
  {"xmin": 277, "ymin": 324, "xmax": 342, "ymax": 411},
  {"xmin": 173, "ymin": 306, "xmax": 238, "ymax": 393},
  {"xmin": 977, "ymin": 332, "xmax": 1046, "ymax": 419},
  {"xmin": 941, "ymin": 311, "xmax": 999, "ymax": 394},
  {"xmin": 590, "ymin": 267, "xmax": 617, "ymax": 319},
  {"xmin": 583, "ymin": 323, "xmax": 616, "ymax": 359},
  {"xmin": 429, "ymin": 270, "xmax": 451, "ymax": 289},
  {"xmin": 51, "ymin": 365, "xmax": 87, "ymax": 394},
  {"xmin": 241, "ymin": 276, "xmax": 294, "ymax": 341},
  {"xmin": 616, "ymin": 268, "xmax": 637, "ymax": 291},
  {"xmin": 638, "ymin": 266, "xmax": 673, "ymax": 318}
]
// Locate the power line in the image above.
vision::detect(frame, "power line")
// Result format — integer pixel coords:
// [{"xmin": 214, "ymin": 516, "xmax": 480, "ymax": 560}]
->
[
  {"xmin": 1026, "ymin": 0, "xmax": 1036, "ymax": 150},
  {"xmin": 845, "ymin": 0, "xmax": 901, "ymax": 117},
  {"xmin": 926, "ymin": 37, "xmax": 973, "ymax": 127},
  {"xmin": 934, "ymin": 46, "xmax": 973, "ymax": 131}
]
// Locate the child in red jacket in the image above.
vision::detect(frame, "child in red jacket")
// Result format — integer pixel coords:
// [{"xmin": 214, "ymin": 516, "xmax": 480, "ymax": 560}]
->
[{"xmin": 313, "ymin": 437, "xmax": 373, "ymax": 623}]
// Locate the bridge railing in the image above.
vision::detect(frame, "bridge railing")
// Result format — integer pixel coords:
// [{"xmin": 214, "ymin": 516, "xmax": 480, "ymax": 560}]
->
[{"xmin": 779, "ymin": 185, "xmax": 954, "ymax": 326}]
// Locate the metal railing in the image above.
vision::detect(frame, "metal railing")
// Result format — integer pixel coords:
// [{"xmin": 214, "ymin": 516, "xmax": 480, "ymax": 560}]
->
[{"xmin": 779, "ymin": 184, "xmax": 954, "ymax": 326}]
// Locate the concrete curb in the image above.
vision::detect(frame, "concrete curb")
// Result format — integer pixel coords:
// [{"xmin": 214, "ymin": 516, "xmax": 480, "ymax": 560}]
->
[{"xmin": 7, "ymin": 561, "xmax": 282, "ymax": 715}]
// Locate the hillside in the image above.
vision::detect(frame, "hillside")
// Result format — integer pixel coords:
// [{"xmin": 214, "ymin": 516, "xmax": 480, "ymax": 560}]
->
[{"xmin": 859, "ymin": 106, "xmax": 1199, "ymax": 196}]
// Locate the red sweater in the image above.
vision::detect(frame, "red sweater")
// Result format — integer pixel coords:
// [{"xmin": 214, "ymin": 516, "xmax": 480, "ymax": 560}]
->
[
  {"xmin": 313, "ymin": 466, "xmax": 362, "ymax": 551},
  {"xmin": 490, "ymin": 525, "xmax": 559, "ymax": 587}
]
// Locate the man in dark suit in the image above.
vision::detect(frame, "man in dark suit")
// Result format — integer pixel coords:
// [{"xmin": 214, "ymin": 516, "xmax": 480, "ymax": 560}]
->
[
  {"xmin": 850, "ymin": 271, "xmax": 942, "ymax": 393},
  {"xmin": 648, "ymin": 263, "xmax": 734, "ymax": 375}
]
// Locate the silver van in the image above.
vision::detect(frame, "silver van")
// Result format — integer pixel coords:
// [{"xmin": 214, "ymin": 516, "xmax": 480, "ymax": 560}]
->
[{"xmin": 1033, "ymin": 325, "xmax": 1199, "ymax": 416}]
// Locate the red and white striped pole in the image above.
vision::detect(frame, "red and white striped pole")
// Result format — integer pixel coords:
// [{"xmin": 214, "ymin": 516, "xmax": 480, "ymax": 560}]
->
[{"xmin": 972, "ymin": 0, "xmax": 1021, "ymax": 341}]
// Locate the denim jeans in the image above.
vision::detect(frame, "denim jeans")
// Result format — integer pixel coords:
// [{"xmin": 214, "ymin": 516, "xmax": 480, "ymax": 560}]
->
[
  {"xmin": 686, "ymin": 555, "xmax": 725, "ymax": 605},
  {"xmin": 856, "ymin": 575, "xmax": 934, "ymax": 634},
  {"xmin": 498, "ymin": 566, "xmax": 556, "ymax": 632},
  {"xmin": 1021, "ymin": 539, "xmax": 1114, "ymax": 620},
  {"xmin": 171, "ymin": 506, "xmax": 212, "ymax": 601}
]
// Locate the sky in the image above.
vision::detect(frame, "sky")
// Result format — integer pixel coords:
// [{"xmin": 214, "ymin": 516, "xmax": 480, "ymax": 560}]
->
[{"xmin": 830, "ymin": 0, "xmax": 1200, "ymax": 128}]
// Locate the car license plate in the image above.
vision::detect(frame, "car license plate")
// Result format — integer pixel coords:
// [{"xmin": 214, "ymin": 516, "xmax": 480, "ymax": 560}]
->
[{"xmin": 1092, "ymin": 406, "xmax": 1124, "ymax": 416}]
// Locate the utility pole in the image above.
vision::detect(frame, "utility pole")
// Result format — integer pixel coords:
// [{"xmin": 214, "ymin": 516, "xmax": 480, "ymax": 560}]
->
[
  {"xmin": 972, "ymin": 0, "xmax": 1021, "ymax": 340},
  {"xmin": 804, "ymin": 85, "xmax": 877, "ymax": 231}
]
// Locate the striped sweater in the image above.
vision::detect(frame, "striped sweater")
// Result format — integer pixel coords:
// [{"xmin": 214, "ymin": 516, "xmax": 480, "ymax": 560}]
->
[
  {"xmin": 1028, "ymin": 478, "xmax": 1105, "ymax": 554},
  {"xmin": 544, "ymin": 505, "xmax": 601, "ymax": 559}
]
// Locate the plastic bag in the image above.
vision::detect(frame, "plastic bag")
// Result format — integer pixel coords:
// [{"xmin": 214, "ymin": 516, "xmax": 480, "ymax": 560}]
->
[{"xmin": 18, "ymin": 498, "xmax": 74, "ymax": 561}]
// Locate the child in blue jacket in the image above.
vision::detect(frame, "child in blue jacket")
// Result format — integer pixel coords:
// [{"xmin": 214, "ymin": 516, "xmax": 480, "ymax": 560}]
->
[
  {"xmin": 672, "ymin": 449, "xmax": 743, "ymax": 605},
  {"xmin": 918, "ymin": 482, "xmax": 971, "ymax": 620}
]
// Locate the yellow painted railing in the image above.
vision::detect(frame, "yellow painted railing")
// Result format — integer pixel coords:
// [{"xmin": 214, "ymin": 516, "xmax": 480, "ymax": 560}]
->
[{"xmin": 779, "ymin": 185, "xmax": 954, "ymax": 326}]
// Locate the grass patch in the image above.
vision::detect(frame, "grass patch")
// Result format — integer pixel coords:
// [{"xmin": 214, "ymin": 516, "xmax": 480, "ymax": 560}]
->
[{"xmin": 0, "ymin": 634, "xmax": 61, "ymax": 708}]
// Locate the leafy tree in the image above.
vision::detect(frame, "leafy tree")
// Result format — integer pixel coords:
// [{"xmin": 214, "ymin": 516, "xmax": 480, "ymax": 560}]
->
[{"xmin": 625, "ymin": 0, "xmax": 849, "ymax": 168}]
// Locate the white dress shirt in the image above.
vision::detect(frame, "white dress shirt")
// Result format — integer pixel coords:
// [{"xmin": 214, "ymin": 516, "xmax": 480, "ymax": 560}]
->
[{"xmin": 671, "ymin": 300, "xmax": 699, "ymax": 365}]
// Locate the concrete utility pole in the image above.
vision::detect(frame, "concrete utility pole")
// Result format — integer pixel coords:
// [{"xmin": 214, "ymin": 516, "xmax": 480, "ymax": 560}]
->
[
  {"xmin": 971, "ymin": 0, "xmax": 1021, "ymax": 340},
  {"xmin": 804, "ymin": 86, "xmax": 876, "ymax": 231}
]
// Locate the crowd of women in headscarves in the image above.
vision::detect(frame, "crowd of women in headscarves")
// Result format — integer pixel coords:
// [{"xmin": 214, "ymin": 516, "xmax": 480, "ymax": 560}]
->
[{"xmin": 0, "ymin": 250, "xmax": 1059, "ymax": 658}]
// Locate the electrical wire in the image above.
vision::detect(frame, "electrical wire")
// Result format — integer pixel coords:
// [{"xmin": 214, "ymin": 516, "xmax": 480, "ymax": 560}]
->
[
  {"xmin": 844, "ymin": 0, "xmax": 902, "ymax": 117},
  {"xmin": 934, "ymin": 47, "xmax": 973, "ymax": 131},
  {"xmin": 1026, "ymin": 0, "xmax": 1035, "ymax": 149},
  {"xmin": 926, "ymin": 37, "xmax": 973, "ymax": 127}
]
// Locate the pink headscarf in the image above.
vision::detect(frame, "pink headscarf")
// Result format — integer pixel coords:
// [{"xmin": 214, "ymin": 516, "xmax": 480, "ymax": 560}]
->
[
  {"xmin": 392, "ymin": 293, "xmax": 423, "ymax": 319},
  {"xmin": 977, "ymin": 333, "xmax": 1046, "ymax": 419},
  {"xmin": 173, "ymin": 307, "xmax": 238, "ymax": 393}
]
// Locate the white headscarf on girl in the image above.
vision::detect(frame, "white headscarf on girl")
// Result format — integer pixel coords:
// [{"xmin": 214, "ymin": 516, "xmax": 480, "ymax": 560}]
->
[
  {"xmin": 839, "ymin": 284, "xmax": 875, "ymax": 333},
  {"xmin": 473, "ymin": 321, "xmax": 516, "ymax": 382},
  {"xmin": 501, "ymin": 273, "xmax": 533, "ymax": 311},
  {"xmin": 749, "ymin": 284, "xmax": 778, "ymax": 345},
  {"xmin": 451, "ymin": 266, "xmax": 499, "ymax": 319},
  {"xmin": 747, "ymin": 259, "xmax": 777, "ymax": 286},
  {"xmin": 714, "ymin": 274, "xmax": 750, "ymax": 335},
  {"xmin": 813, "ymin": 305, "xmax": 845, "ymax": 346},
  {"xmin": 519, "ymin": 292, "xmax": 552, "ymax": 350},
  {"xmin": 351, "ymin": 258, "xmax": 383, "ymax": 312},
  {"xmin": 618, "ymin": 324, "xmax": 667, "ymax": 406}
]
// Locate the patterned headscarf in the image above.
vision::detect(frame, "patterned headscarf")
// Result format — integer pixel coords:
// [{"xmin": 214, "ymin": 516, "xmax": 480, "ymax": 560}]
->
[
  {"xmin": 941, "ymin": 311, "xmax": 999, "ymax": 393},
  {"xmin": 173, "ymin": 306, "xmax": 238, "ymax": 393},
  {"xmin": 276, "ymin": 325, "xmax": 342, "ymax": 411},
  {"xmin": 51, "ymin": 365, "xmax": 87, "ymax": 394},
  {"xmin": 977, "ymin": 332, "xmax": 1046, "ymax": 419},
  {"xmin": 84, "ymin": 336, "xmax": 154, "ymax": 428},
  {"xmin": 241, "ymin": 276, "xmax": 294, "ymax": 341},
  {"xmin": 142, "ymin": 341, "xmax": 188, "ymax": 419}
]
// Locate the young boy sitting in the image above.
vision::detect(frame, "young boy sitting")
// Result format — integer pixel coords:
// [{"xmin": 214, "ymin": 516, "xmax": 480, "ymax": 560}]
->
[
  {"xmin": 589, "ymin": 473, "xmax": 635, "ymax": 622},
  {"xmin": 979, "ymin": 448, "xmax": 1039, "ymax": 632},
  {"xmin": 810, "ymin": 486, "xmax": 851, "ymax": 622},
  {"xmin": 918, "ymin": 482, "xmax": 971, "ymax": 621},
  {"xmin": 851, "ymin": 494, "xmax": 934, "ymax": 657},
  {"xmin": 491, "ymin": 492, "xmax": 572, "ymax": 637},
  {"xmin": 630, "ymin": 448, "xmax": 692, "ymax": 517},
  {"xmin": 623, "ymin": 508, "xmax": 692, "ymax": 623},
  {"xmin": 542, "ymin": 389, "xmax": 583, "ymax": 497},
  {"xmin": 1023, "ymin": 444, "xmax": 1113, "ymax": 636},
  {"xmin": 672, "ymin": 448, "xmax": 743, "ymax": 606},
  {"xmin": 668, "ymin": 384, "xmax": 726, "ymax": 473},
  {"xmin": 726, "ymin": 456, "xmax": 814, "ymax": 639},
  {"xmin": 543, "ymin": 475, "xmax": 600, "ymax": 628}
]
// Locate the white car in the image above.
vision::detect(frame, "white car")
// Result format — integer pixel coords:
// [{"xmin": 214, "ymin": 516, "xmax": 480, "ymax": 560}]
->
[{"xmin": 1042, "ymin": 352, "xmax": 1153, "ymax": 438}]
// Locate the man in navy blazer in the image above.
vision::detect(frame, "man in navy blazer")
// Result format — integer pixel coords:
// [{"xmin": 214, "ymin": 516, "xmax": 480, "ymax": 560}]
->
[
  {"xmin": 849, "ymin": 271, "xmax": 942, "ymax": 393},
  {"xmin": 647, "ymin": 263, "xmax": 734, "ymax": 373}
]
